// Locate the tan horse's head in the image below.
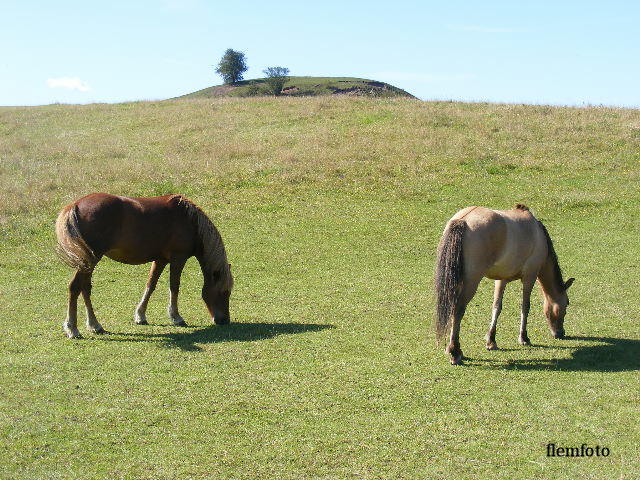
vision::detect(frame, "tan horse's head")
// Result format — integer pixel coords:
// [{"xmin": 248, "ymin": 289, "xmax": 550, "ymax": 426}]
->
[{"xmin": 543, "ymin": 277, "xmax": 574, "ymax": 338}]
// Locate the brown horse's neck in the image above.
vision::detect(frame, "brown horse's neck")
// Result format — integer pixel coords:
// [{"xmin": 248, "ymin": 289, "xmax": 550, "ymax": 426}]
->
[{"xmin": 537, "ymin": 254, "xmax": 565, "ymax": 302}]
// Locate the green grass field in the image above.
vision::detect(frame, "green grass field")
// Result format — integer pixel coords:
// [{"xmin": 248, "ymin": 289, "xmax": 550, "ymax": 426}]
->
[{"xmin": 1, "ymin": 97, "xmax": 638, "ymax": 479}]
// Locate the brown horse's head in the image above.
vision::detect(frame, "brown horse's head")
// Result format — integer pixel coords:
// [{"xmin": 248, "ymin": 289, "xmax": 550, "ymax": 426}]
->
[
  {"xmin": 543, "ymin": 277, "xmax": 574, "ymax": 338},
  {"xmin": 202, "ymin": 264, "xmax": 234, "ymax": 325}
]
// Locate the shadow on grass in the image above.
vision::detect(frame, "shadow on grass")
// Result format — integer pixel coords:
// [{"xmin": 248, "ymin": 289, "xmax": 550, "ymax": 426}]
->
[
  {"xmin": 468, "ymin": 336, "xmax": 640, "ymax": 372},
  {"xmin": 97, "ymin": 322, "xmax": 333, "ymax": 352}
]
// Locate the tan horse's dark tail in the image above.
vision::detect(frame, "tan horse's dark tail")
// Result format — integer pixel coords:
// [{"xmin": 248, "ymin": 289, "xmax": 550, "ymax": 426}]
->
[
  {"xmin": 434, "ymin": 219, "xmax": 466, "ymax": 343},
  {"xmin": 55, "ymin": 204, "xmax": 97, "ymax": 272}
]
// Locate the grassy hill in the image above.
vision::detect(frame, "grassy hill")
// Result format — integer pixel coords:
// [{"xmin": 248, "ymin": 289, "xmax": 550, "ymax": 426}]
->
[
  {"xmin": 176, "ymin": 76, "xmax": 416, "ymax": 99},
  {"xmin": 1, "ymin": 97, "xmax": 639, "ymax": 479}
]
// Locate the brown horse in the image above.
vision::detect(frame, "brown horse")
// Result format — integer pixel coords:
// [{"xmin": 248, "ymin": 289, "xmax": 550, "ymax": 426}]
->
[
  {"xmin": 435, "ymin": 204, "xmax": 574, "ymax": 365},
  {"xmin": 55, "ymin": 193, "xmax": 233, "ymax": 339}
]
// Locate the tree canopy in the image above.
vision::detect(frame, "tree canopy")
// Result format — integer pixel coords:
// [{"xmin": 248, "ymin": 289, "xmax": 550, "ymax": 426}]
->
[
  {"xmin": 216, "ymin": 49, "xmax": 248, "ymax": 85},
  {"xmin": 263, "ymin": 67, "xmax": 290, "ymax": 96}
]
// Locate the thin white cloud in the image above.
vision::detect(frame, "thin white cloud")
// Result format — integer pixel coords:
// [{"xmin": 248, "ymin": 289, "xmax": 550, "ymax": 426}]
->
[
  {"xmin": 47, "ymin": 77, "xmax": 91, "ymax": 92},
  {"xmin": 375, "ymin": 72, "xmax": 477, "ymax": 83},
  {"xmin": 447, "ymin": 25, "xmax": 527, "ymax": 33}
]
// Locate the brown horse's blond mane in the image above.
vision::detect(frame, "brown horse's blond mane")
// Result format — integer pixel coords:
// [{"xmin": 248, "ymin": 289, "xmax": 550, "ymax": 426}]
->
[
  {"xmin": 171, "ymin": 195, "xmax": 233, "ymax": 291},
  {"xmin": 538, "ymin": 221, "xmax": 565, "ymax": 292}
]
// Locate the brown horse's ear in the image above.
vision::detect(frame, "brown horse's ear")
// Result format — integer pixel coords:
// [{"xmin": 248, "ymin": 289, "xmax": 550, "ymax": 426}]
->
[
  {"xmin": 564, "ymin": 278, "xmax": 575, "ymax": 290},
  {"xmin": 228, "ymin": 263, "xmax": 232, "ymax": 270}
]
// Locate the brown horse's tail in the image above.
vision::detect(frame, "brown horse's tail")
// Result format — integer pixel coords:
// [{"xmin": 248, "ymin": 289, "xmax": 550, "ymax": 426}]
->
[
  {"xmin": 55, "ymin": 204, "xmax": 97, "ymax": 272},
  {"xmin": 434, "ymin": 219, "xmax": 466, "ymax": 343}
]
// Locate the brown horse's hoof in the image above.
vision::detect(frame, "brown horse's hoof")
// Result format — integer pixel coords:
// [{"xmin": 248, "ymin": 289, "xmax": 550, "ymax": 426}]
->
[
  {"xmin": 519, "ymin": 337, "xmax": 531, "ymax": 346},
  {"xmin": 135, "ymin": 319, "xmax": 148, "ymax": 325},
  {"xmin": 63, "ymin": 324, "xmax": 82, "ymax": 339},
  {"xmin": 174, "ymin": 320, "xmax": 188, "ymax": 327},
  {"xmin": 486, "ymin": 341, "xmax": 498, "ymax": 351},
  {"xmin": 93, "ymin": 327, "xmax": 107, "ymax": 334}
]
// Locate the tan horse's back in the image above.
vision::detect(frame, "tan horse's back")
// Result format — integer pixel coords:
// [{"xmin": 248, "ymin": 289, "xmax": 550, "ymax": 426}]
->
[{"xmin": 448, "ymin": 205, "xmax": 547, "ymax": 283}]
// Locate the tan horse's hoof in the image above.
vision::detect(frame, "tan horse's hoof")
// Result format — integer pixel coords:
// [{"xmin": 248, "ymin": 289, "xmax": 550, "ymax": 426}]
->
[
  {"xmin": 449, "ymin": 351, "xmax": 464, "ymax": 365},
  {"xmin": 486, "ymin": 341, "xmax": 498, "ymax": 351},
  {"xmin": 519, "ymin": 337, "xmax": 531, "ymax": 346}
]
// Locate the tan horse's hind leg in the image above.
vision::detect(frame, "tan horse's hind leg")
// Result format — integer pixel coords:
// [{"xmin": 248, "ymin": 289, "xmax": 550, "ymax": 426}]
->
[
  {"xmin": 135, "ymin": 260, "xmax": 167, "ymax": 325},
  {"xmin": 486, "ymin": 280, "xmax": 508, "ymax": 350},
  {"xmin": 446, "ymin": 277, "xmax": 481, "ymax": 365},
  {"xmin": 518, "ymin": 275, "xmax": 536, "ymax": 346},
  {"xmin": 168, "ymin": 257, "xmax": 188, "ymax": 327}
]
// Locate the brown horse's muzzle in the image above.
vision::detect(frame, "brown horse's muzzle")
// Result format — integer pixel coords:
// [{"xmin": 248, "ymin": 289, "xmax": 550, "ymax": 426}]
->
[
  {"xmin": 214, "ymin": 315, "xmax": 230, "ymax": 325},
  {"xmin": 553, "ymin": 328, "xmax": 565, "ymax": 339}
]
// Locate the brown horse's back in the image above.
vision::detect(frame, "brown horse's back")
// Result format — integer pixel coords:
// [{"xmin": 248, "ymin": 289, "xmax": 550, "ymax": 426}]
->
[{"xmin": 74, "ymin": 193, "xmax": 197, "ymax": 265}]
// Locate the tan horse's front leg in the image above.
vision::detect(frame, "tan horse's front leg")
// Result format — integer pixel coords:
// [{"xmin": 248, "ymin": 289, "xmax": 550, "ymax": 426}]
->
[
  {"xmin": 486, "ymin": 280, "xmax": 507, "ymax": 350},
  {"xmin": 168, "ymin": 258, "xmax": 188, "ymax": 327},
  {"xmin": 518, "ymin": 276, "xmax": 536, "ymax": 346}
]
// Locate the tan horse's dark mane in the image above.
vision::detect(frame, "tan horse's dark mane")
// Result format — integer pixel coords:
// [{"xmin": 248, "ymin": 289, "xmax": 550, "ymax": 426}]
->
[
  {"xmin": 171, "ymin": 195, "xmax": 233, "ymax": 291},
  {"xmin": 538, "ymin": 221, "xmax": 565, "ymax": 292}
]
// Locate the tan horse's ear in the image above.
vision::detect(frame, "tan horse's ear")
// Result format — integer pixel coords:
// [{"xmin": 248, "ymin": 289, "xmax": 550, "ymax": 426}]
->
[{"xmin": 564, "ymin": 278, "xmax": 575, "ymax": 290}]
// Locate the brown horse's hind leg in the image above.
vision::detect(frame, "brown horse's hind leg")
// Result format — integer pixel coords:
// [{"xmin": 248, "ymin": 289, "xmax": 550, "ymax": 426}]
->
[
  {"xmin": 81, "ymin": 269, "xmax": 105, "ymax": 334},
  {"xmin": 63, "ymin": 271, "xmax": 83, "ymax": 339},
  {"xmin": 168, "ymin": 257, "xmax": 188, "ymax": 327},
  {"xmin": 135, "ymin": 260, "xmax": 167, "ymax": 325},
  {"xmin": 518, "ymin": 276, "xmax": 536, "ymax": 346},
  {"xmin": 486, "ymin": 280, "xmax": 507, "ymax": 350}
]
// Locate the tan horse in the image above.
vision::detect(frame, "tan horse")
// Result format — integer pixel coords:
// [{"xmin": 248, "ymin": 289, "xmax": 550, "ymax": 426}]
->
[
  {"xmin": 435, "ymin": 204, "xmax": 574, "ymax": 365},
  {"xmin": 56, "ymin": 193, "xmax": 233, "ymax": 339}
]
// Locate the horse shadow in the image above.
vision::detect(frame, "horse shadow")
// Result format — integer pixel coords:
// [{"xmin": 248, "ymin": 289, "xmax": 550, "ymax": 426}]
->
[
  {"xmin": 98, "ymin": 322, "xmax": 333, "ymax": 352},
  {"xmin": 470, "ymin": 336, "xmax": 640, "ymax": 372}
]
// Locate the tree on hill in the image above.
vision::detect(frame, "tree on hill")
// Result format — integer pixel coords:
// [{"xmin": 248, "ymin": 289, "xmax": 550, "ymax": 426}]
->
[
  {"xmin": 263, "ymin": 67, "xmax": 290, "ymax": 96},
  {"xmin": 216, "ymin": 49, "xmax": 248, "ymax": 85}
]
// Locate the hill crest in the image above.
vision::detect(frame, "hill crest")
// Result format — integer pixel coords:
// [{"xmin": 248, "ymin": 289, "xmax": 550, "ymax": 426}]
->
[{"xmin": 176, "ymin": 76, "xmax": 416, "ymax": 99}]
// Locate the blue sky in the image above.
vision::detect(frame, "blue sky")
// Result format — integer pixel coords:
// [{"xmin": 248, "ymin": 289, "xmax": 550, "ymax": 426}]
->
[{"xmin": 1, "ymin": 0, "xmax": 639, "ymax": 107}]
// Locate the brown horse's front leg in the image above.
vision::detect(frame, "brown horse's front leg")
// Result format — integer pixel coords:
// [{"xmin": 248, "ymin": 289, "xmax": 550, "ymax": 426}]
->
[
  {"xmin": 135, "ymin": 260, "xmax": 167, "ymax": 325},
  {"xmin": 168, "ymin": 258, "xmax": 188, "ymax": 327}
]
